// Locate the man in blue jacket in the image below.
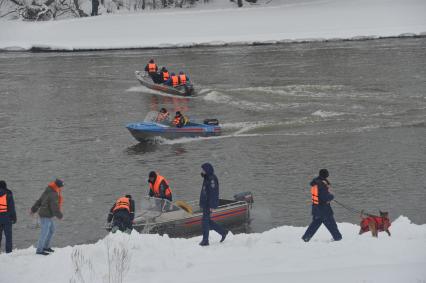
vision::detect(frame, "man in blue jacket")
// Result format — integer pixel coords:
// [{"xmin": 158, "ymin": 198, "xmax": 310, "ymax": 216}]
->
[
  {"xmin": 0, "ymin": 180, "xmax": 17, "ymax": 253},
  {"xmin": 302, "ymin": 169, "xmax": 342, "ymax": 242},
  {"xmin": 199, "ymin": 163, "xmax": 228, "ymax": 246}
]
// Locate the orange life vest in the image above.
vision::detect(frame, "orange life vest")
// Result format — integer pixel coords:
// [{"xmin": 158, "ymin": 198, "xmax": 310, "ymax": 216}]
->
[
  {"xmin": 48, "ymin": 181, "xmax": 63, "ymax": 210},
  {"xmin": 179, "ymin": 74, "xmax": 187, "ymax": 85},
  {"xmin": 0, "ymin": 194, "xmax": 7, "ymax": 213},
  {"xmin": 148, "ymin": 63, "xmax": 157, "ymax": 73},
  {"xmin": 149, "ymin": 175, "xmax": 172, "ymax": 198},
  {"xmin": 311, "ymin": 185, "xmax": 319, "ymax": 205},
  {"xmin": 171, "ymin": 75, "xmax": 179, "ymax": 87},
  {"xmin": 113, "ymin": 197, "xmax": 130, "ymax": 212},
  {"xmin": 162, "ymin": 71, "xmax": 170, "ymax": 81}
]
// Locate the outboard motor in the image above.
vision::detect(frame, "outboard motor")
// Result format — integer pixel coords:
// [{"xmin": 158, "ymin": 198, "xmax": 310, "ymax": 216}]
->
[
  {"xmin": 234, "ymin": 191, "xmax": 254, "ymax": 205},
  {"xmin": 203, "ymin": 118, "xmax": 219, "ymax": 126}
]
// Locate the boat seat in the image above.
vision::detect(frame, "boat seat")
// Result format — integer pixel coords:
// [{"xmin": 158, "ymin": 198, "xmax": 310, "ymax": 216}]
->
[{"xmin": 175, "ymin": 200, "xmax": 193, "ymax": 214}]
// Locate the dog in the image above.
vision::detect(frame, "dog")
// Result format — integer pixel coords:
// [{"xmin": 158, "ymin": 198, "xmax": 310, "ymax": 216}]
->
[{"xmin": 359, "ymin": 210, "xmax": 391, "ymax": 237}]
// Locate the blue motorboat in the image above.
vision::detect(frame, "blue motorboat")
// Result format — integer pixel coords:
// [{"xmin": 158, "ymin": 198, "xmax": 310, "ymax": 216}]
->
[{"xmin": 126, "ymin": 111, "xmax": 221, "ymax": 142}]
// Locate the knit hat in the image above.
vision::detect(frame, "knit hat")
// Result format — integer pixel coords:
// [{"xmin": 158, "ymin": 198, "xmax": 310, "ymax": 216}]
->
[
  {"xmin": 149, "ymin": 171, "xmax": 157, "ymax": 178},
  {"xmin": 319, "ymin": 169, "xmax": 329, "ymax": 179},
  {"xmin": 0, "ymin": 180, "xmax": 6, "ymax": 190},
  {"xmin": 55, "ymin": 178, "xmax": 64, "ymax": 188}
]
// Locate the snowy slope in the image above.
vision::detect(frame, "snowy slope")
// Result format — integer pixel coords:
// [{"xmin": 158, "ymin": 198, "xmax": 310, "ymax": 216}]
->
[
  {"xmin": 0, "ymin": 0, "xmax": 425, "ymax": 51},
  {"xmin": 1, "ymin": 217, "xmax": 425, "ymax": 283}
]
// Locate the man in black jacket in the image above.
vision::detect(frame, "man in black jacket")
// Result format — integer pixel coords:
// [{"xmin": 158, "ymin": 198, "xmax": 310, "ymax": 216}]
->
[
  {"xmin": 0, "ymin": 180, "xmax": 17, "ymax": 253},
  {"xmin": 107, "ymin": 195, "xmax": 135, "ymax": 233},
  {"xmin": 302, "ymin": 169, "xmax": 342, "ymax": 242}
]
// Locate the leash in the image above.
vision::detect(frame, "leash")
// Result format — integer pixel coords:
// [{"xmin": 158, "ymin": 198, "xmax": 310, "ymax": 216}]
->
[{"xmin": 333, "ymin": 199, "xmax": 374, "ymax": 216}]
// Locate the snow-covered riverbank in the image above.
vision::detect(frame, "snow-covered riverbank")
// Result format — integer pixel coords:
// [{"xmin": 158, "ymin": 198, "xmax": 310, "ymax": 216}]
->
[
  {"xmin": 1, "ymin": 216, "xmax": 425, "ymax": 283},
  {"xmin": 1, "ymin": 0, "xmax": 425, "ymax": 51}
]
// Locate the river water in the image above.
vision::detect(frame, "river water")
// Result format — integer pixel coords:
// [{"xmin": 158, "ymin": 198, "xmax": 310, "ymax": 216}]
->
[{"xmin": 0, "ymin": 37, "xmax": 425, "ymax": 249}]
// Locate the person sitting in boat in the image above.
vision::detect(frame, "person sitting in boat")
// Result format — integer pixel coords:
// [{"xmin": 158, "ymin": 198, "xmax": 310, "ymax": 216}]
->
[
  {"xmin": 148, "ymin": 171, "xmax": 173, "ymax": 202},
  {"xmin": 107, "ymin": 194, "xmax": 135, "ymax": 234},
  {"xmin": 178, "ymin": 71, "xmax": 190, "ymax": 85},
  {"xmin": 156, "ymin": 108, "xmax": 170, "ymax": 123},
  {"xmin": 144, "ymin": 59, "xmax": 161, "ymax": 83},
  {"xmin": 159, "ymin": 67, "xmax": 170, "ymax": 84},
  {"xmin": 163, "ymin": 72, "xmax": 180, "ymax": 87},
  {"xmin": 172, "ymin": 111, "xmax": 189, "ymax": 128}
]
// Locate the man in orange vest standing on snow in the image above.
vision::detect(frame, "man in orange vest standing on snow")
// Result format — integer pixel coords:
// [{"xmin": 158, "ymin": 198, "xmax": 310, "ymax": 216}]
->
[
  {"xmin": 301, "ymin": 169, "xmax": 342, "ymax": 242},
  {"xmin": 148, "ymin": 171, "xmax": 173, "ymax": 202}
]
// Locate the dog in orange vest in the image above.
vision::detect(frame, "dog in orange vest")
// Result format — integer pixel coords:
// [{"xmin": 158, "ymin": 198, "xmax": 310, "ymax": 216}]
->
[{"xmin": 359, "ymin": 210, "xmax": 391, "ymax": 237}]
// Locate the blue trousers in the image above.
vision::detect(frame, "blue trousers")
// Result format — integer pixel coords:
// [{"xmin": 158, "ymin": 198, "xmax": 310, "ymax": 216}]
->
[
  {"xmin": 201, "ymin": 208, "xmax": 226, "ymax": 243},
  {"xmin": 0, "ymin": 223, "xmax": 13, "ymax": 253},
  {"xmin": 36, "ymin": 218, "xmax": 55, "ymax": 253},
  {"xmin": 302, "ymin": 215, "xmax": 342, "ymax": 241}
]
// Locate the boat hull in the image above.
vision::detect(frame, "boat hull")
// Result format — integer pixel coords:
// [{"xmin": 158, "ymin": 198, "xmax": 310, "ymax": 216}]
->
[
  {"xmin": 135, "ymin": 71, "xmax": 195, "ymax": 97},
  {"xmin": 135, "ymin": 201, "xmax": 251, "ymax": 237},
  {"xmin": 126, "ymin": 122, "xmax": 221, "ymax": 142}
]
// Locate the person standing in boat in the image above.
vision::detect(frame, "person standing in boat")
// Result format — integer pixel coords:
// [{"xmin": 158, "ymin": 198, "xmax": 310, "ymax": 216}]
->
[
  {"xmin": 107, "ymin": 194, "xmax": 135, "ymax": 233},
  {"xmin": 199, "ymin": 163, "xmax": 228, "ymax": 246},
  {"xmin": 145, "ymin": 59, "xmax": 160, "ymax": 83},
  {"xmin": 172, "ymin": 111, "xmax": 189, "ymax": 128},
  {"xmin": 148, "ymin": 171, "xmax": 173, "ymax": 202},
  {"xmin": 30, "ymin": 179, "xmax": 64, "ymax": 255},
  {"xmin": 301, "ymin": 169, "xmax": 342, "ymax": 242},
  {"xmin": 0, "ymin": 180, "xmax": 17, "ymax": 254}
]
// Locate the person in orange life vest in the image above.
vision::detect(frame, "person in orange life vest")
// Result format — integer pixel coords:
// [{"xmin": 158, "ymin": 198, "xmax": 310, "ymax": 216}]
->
[
  {"xmin": 107, "ymin": 194, "xmax": 135, "ymax": 233},
  {"xmin": 164, "ymin": 72, "xmax": 180, "ymax": 87},
  {"xmin": 31, "ymin": 179, "xmax": 64, "ymax": 255},
  {"xmin": 178, "ymin": 71, "xmax": 190, "ymax": 85},
  {"xmin": 156, "ymin": 107, "xmax": 170, "ymax": 123},
  {"xmin": 160, "ymin": 67, "xmax": 170, "ymax": 84},
  {"xmin": 301, "ymin": 169, "xmax": 342, "ymax": 242},
  {"xmin": 0, "ymin": 180, "xmax": 17, "ymax": 254},
  {"xmin": 144, "ymin": 59, "xmax": 161, "ymax": 83},
  {"xmin": 172, "ymin": 111, "xmax": 189, "ymax": 128},
  {"xmin": 148, "ymin": 171, "xmax": 172, "ymax": 202}
]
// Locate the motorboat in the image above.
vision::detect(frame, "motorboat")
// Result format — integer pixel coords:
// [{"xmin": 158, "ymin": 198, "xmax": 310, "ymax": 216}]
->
[
  {"xmin": 106, "ymin": 192, "xmax": 254, "ymax": 237},
  {"xmin": 135, "ymin": 71, "xmax": 195, "ymax": 97},
  {"xmin": 126, "ymin": 111, "xmax": 221, "ymax": 142}
]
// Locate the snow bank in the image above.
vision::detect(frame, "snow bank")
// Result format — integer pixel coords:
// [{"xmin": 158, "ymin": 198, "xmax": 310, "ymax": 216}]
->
[
  {"xmin": 1, "ymin": 216, "xmax": 425, "ymax": 283},
  {"xmin": 0, "ymin": 0, "xmax": 425, "ymax": 51}
]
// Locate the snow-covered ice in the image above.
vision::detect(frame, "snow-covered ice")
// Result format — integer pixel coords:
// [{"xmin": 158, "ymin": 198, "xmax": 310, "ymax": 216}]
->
[
  {"xmin": 1, "ymin": 0, "xmax": 425, "ymax": 51},
  {"xmin": 0, "ymin": 216, "xmax": 425, "ymax": 283}
]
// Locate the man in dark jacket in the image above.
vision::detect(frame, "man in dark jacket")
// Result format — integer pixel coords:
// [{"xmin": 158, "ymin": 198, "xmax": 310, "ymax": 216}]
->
[
  {"xmin": 302, "ymin": 169, "xmax": 342, "ymax": 242},
  {"xmin": 107, "ymin": 195, "xmax": 135, "ymax": 233},
  {"xmin": 148, "ymin": 171, "xmax": 173, "ymax": 202},
  {"xmin": 31, "ymin": 179, "xmax": 64, "ymax": 255},
  {"xmin": 199, "ymin": 163, "xmax": 228, "ymax": 246},
  {"xmin": 0, "ymin": 180, "xmax": 17, "ymax": 253}
]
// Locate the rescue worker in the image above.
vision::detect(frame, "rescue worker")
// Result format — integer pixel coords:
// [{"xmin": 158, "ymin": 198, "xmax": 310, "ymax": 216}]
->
[
  {"xmin": 31, "ymin": 179, "xmax": 64, "ymax": 255},
  {"xmin": 178, "ymin": 71, "xmax": 190, "ymax": 85},
  {"xmin": 148, "ymin": 171, "xmax": 172, "ymax": 202},
  {"xmin": 164, "ymin": 72, "xmax": 180, "ymax": 87},
  {"xmin": 160, "ymin": 67, "xmax": 170, "ymax": 84},
  {"xmin": 0, "ymin": 180, "xmax": 16, "ymax": 254},
  {"xmin": 144, "ymin": 59, "xmax": 160, "ymax": 83},
  {"xmin": 199, "ymin": 163, "xmax": 228, "ymax": 246},
  {"xmin": 156, "ymin": 107, "xmax": 170, "ymax": 122},
  {"xmin": 302, "ymin": 169, "xmax": 342, "ymax": 242},
  {"xmin": 107, "ymin": 194, "xmax": 135, "ymax": 233},
  {"xmin": 172, "ymin": 111, "xmax": 189, "ymax": 128}
]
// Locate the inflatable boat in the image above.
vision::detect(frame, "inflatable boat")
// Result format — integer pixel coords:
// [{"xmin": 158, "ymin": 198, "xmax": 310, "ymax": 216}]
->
[{"xmin": 135, "ymin": 71, "xmax": 195, "ymax": 97}]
